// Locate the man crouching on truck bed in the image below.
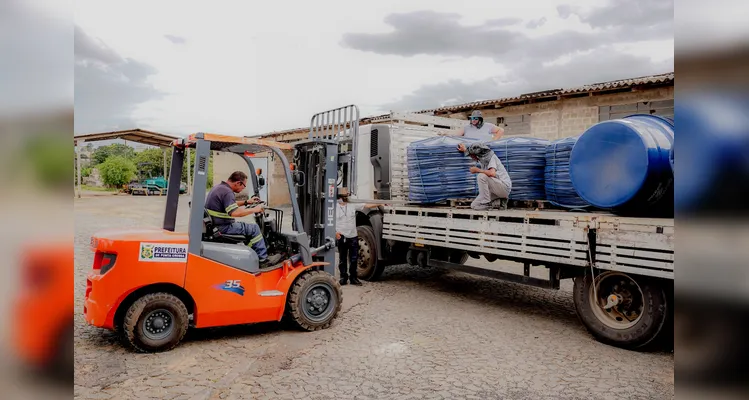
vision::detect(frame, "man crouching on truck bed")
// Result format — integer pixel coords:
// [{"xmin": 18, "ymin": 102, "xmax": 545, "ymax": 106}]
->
[{"xmin": 458, "ymin": 142, "xmax": 512, "ymax": 210}]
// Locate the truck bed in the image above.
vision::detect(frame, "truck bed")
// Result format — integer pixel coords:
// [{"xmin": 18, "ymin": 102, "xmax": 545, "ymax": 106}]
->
[{"xmin": 382, "ymin": 205, "xmax": 674, "ymax": 280}]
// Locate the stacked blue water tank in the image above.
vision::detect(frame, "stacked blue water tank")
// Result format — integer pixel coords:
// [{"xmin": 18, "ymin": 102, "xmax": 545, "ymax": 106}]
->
[
  {"xmin": 569, "ymin": 114, "xmax": 674, "ymax": 217},
  {"xmin": 488, "ymin": 137, "xmax": 550, "ymax": 201},
  {"xmin": 407, "ymin": 136, "xmax": 480, "ymax": 203},
  {"xmin": 544, "ymin": 136, "xmax": 590, "ymax": 209}
]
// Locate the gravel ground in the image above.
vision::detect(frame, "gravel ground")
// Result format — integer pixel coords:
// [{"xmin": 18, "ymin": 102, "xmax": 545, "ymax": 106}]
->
[{"xmin": 72, "ymin": 194, "xmax": 673, "ymax": 400}]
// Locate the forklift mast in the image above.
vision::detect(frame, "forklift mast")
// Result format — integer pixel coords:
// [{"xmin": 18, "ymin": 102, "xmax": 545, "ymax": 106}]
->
[{"xmin": 292, "ymin": 105, "xmax": 360, "ymax": 269}]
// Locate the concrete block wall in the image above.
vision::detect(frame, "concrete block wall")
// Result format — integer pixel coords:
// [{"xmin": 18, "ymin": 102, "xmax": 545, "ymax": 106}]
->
[
  {"xmin": 268, "ymin": 149, "xmax": 293, "ymax": 207},
  {"xmin": 440, "ymin": 86, "xmax": 674, "ymax": 141},
  {"xmin": 212, "ymin": 151, "xmax": 273, "ymax": 202}
]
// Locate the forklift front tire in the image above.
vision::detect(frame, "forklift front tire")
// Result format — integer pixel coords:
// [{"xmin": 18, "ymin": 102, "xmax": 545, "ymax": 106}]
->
[
  {"xmin": 285, "ymin": 270, "xmax": 342, "ymax": 331},
  {"xmin": 122, "ymin": 293, "xmax": 189, "ymax": 353}
]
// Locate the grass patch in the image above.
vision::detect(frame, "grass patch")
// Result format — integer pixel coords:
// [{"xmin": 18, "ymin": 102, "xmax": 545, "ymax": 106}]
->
[{"xmin": 82, "ymin": 185, "xmax": 118, "ymax": 192}]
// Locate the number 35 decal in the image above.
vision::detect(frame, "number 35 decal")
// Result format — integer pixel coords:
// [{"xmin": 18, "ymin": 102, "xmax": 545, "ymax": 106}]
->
[
  {"xmin": 224, "ymin": 280, "xmax": 241, "ymax": 289},
  {"xmin": 214, "ymin": 279, "xmax": 245, "ymax": 296}
]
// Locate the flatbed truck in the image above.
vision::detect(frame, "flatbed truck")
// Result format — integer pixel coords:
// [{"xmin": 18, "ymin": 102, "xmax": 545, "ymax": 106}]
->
[{"xmin": 298, "ymin": 106, "xmax": 674, "ymax": 351}]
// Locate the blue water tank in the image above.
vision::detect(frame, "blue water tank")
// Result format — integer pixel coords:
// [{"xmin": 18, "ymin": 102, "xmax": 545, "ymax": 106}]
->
[
  {"xmin": 569, "ymin": 114, "xmax": 674, "ymax": 216},
  {"xmin": 407, "ymin": 136, "xmax": 479, "ymax": 203},
  {"xmin": 488, "ymin": 137, "xmax": 549, "ymax": 201},
  {"xmin": 674, "ymin": 95, "xmax": 749, "ymax": 214},
  {"xmin": 544, "ymin": 136, "xmax": 590, "ymax": 209}
]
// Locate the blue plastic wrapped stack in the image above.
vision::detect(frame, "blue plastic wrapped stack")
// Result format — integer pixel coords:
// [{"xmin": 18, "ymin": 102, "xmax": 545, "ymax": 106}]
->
[
  {"xmin": 544, "ymin": 136, "xmax": 590, "ymax": 209},
  {"xmin": 488, "ymin": 137, "xmax": 550, "ymax": 201},
  {"xmin": 407, "ymin": 136, "xmax": 480, "ymax": 203}
]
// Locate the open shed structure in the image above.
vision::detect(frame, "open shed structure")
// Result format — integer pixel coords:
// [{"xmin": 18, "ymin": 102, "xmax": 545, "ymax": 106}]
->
[{"xmin": 73, "ymin": 129, "xmax": 184, "ymax": 198}]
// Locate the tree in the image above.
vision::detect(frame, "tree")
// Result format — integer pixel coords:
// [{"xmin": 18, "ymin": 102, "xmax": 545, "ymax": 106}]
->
[
  {"xmin": 98, "ymin": 156, "xmax": 137, "ymax": 188},
  {"xmin": 91, "ymin": 143, "xmax": 136, "ymax": 165},
  {"xmin": 22, "ymin": 133, "xmax": 71, "ymax": 188},
  {"xmin": 134, "ymin": 148, "xmax": 167, "ymax": 178}
]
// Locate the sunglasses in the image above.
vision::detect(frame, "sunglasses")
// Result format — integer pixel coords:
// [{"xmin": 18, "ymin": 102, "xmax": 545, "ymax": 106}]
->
[{"xmin": 470, "ymin": 117, "xmax": 480, "ymax": 120}]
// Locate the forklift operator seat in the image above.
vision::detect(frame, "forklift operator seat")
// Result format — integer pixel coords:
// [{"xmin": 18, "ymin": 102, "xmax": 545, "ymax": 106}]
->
[{"xmin": 201, "ymin": 209, "xmax": 247, "ymax": 244}]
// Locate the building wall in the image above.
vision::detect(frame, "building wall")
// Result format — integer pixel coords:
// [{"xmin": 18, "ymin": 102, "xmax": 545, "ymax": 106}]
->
[
  {"xmin": 443, "ymin": 86, "xmax": 674, "ymax": 141},
  {"xmin": 268, "ymin": 149, "xmax": 293, "ymax": 207},
  {"xmin": 212, "ymin": 151, "xmax": 273, "ymax": 202}
]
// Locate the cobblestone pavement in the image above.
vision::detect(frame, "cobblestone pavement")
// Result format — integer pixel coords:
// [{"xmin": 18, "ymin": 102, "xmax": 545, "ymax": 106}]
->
[{"xmin": 74, "ymin": 195, "xmax": 674, "ymax": 400}]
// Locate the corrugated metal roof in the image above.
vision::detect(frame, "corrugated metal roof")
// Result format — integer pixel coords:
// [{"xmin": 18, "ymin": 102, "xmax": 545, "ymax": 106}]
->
[{"xmin": 417, "ymin": 72, "xmax": 674, "ymax": 114}]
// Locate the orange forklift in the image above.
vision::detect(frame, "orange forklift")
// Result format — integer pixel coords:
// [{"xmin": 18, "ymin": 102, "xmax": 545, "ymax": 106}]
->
[{"xmin": 84, "ymin": 106, "xmax": 359, "ymax": 352}]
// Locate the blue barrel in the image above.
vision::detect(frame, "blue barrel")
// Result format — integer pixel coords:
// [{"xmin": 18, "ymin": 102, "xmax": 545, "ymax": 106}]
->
[
  {"xmin": 674, "ymin": 95, "xmax": 749, "ymax": 214},
  {"xmin": 488, "ymin": 137, "xmax": 549, "ymax": 201},
  {"xmin": 407, "ymin": 136, "xmax": 480, "ymax": 203},
  {"xmin": 544, "ymin": 136, "xmax": 590, "ymax": 209},
  {"xmin": 669, "ymin": 146, "xmax": 674, "ymax": 175},
  {"xmin": 569, "ymin": 114, "xmax": 674, "ymax": 216}
]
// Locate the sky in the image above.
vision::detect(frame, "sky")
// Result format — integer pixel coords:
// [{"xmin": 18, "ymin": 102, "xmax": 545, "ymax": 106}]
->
[{"xmin": 70, "ymin": 0, "xmax": 675, "ymax": 138}]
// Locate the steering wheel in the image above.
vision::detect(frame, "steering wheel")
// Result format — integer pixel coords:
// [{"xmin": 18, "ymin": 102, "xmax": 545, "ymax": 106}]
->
[
  {"xmin": 244, "ymin": 199, "xmax": 267, "ymax": 219},
  {"xmin": 244, "ymin": 198, "xmax": 265, "ymax": 208}
]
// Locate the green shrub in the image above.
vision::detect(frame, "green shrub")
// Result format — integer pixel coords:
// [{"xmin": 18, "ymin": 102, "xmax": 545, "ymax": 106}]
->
[{"xmin": 98, "ymin": 156, "xmax": 137, "ymax": 187}]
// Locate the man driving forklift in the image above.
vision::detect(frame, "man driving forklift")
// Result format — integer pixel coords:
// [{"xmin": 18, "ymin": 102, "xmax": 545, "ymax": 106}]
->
[{"xmin": 205, "ymin": 171, "xmax": 282, "ymax": 266}]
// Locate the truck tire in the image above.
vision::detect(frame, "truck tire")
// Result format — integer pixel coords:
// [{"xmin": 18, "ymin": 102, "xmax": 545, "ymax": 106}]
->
[
  {"xmin": 122, "ymin": 293, "xmax": 189, "ymax": 353},
  {"xmin": 357, "ymin": 225, "xmax": 384, "ymax": 281},
  {"xmin": 449, "ymin": 251, "xmax": 469, "ymax": 265},
  {"xmin": 573, "ymin": 271, "xmax": 669, "ymax": 350},
  {"xmin": 285, "ymin": 270, "xmax": 342, "ymax": 331},
  {"xmin": 406, "ymin": 250, "xmax": 417, "ymax": 266}
]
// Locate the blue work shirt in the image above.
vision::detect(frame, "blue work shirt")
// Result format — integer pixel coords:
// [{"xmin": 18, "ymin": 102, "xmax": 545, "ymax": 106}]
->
[{"xmin": 205, "ymin": 181, "xmax": 239, "ymax": 226}]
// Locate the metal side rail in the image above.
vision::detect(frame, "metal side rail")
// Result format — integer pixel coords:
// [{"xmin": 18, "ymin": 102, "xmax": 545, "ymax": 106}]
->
[
  {"xmin": 593, "ymin": 215, "xmax": 674, "ymax": 279},
  {"xmin": 382, "ymin": 206, "xmax": 674, "ymax": 280}
]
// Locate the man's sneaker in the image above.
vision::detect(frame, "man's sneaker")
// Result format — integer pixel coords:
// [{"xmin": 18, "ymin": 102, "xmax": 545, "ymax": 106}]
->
[
  {"xmin": 491, "ymin": 198, "xmax": 509, "ymax": 210},
  {"xmin": 349, "ymin": 278, "xmax": 363, "ymax": 286},
  {"xmin": 339, "ymin": 278, "xmax": 348, "ymax": 286},
  {"xmin": 471, "ymin": 203, "xmax": 492, "ymax": 211}
]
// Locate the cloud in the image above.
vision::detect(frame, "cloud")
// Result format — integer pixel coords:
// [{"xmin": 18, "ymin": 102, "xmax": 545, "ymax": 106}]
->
[
  {"xmin": 164, "ymin": 34, "xmax": 187, "ymax": 45},
  {"xmin": 526, "ymin": 17, "xmax": 547, "ymax": 29},
  {"xmin": 558, "ymin": 0, "xmax": 674, "ymax": 30},
  {"xmin": 379, "ymin": 48, "xmax": 674, "ymax": 112},
  {"xmin": 340, "ymin": 6, "xmax": 673, "ymax": 114},
  {"xmin": 74, "ymin": 26, "xmax": 164, "ymax": 133},
  {"xmin": 340, "ymin": 9, "xmax": 672, "ymax": 63},
  {"xmin": 484, "ymin": 17, "xmax": 523, "ymax": 26},
  {"xmin": 0, "ymin": 0, "xmax": 73, "ymax": 114}
]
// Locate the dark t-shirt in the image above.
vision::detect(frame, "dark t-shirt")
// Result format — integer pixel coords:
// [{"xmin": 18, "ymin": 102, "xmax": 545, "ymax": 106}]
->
[{"xmin": 205, "ymin": 181, "xmax": 239, "ymax": 226}]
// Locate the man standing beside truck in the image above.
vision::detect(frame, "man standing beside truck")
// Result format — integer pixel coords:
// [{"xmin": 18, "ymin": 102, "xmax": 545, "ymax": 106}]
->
[
  {"xmin": 458, "ymin": 142, "xmax": 512, "ymax": 210},
  {"xmin": 335, "ymin": 189, "xmax": 378, "ymax": 286}
]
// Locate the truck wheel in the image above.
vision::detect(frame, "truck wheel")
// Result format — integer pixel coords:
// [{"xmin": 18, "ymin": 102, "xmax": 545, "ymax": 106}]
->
[
  {"xmin": 449, "ymin": 251, "xmax": 469, "ymax": 265},
  {"xmin": 357, "ymin": 225, "xmax": 384, "ymax": 281},
  {"xmin": 406, "ymin": 250, "xmax": 417, "ymax": 266},
  {"xmin": 122, "ymin": 293, "xmax": 189, "ymax": 353},
  {"xmin": 573, "ymin": 271, "xmax": 669, "ymax": 350},
  {"xmin": 285, "ymin": 270, "xmax": 342, "ymax": 331}
]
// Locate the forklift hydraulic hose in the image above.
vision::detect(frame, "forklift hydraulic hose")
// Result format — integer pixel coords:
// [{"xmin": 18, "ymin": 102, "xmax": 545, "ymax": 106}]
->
[{"xmin": 290, "ymin": 241, "xmax": 334, "ymax": 264}]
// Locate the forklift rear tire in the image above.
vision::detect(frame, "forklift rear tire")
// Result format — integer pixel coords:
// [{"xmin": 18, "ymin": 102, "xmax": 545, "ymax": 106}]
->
[
  {"xmin": 122, "ymin": 293, "xmax": 189, "ymax": 353},
  {"xmin": 285, "ymin": 270, "xmax": 342, "ymax": 331}
]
